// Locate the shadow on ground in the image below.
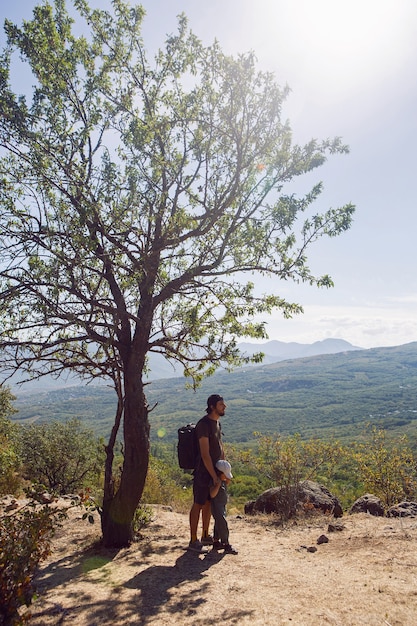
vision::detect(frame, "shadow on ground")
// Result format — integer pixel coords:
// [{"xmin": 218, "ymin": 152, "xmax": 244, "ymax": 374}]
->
[{"xmin": 32, "ymin": 539, "xmax": 254, "ymax": 625}]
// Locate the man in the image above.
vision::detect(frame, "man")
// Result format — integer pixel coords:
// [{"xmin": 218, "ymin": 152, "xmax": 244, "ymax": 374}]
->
[{"xmin": 188, "ymin": 394, "xmax": 226, "ymax": 553}]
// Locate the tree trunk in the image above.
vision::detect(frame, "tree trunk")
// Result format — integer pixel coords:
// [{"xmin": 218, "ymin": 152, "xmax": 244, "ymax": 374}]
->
[{"xmin": 101, "ymin": 370, "xmax": 150, "ymax": 548}]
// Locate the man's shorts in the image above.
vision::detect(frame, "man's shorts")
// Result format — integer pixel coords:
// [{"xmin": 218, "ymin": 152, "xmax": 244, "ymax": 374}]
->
[{"xmin": 193, "ymin": 468, "xmax": 211, "ymax": 505}]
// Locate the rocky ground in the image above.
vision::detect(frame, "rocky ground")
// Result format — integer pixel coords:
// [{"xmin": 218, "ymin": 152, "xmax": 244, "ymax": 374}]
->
[{"xmin": 12, "ymin": 500, "xmax": 417, "ymax": 625}]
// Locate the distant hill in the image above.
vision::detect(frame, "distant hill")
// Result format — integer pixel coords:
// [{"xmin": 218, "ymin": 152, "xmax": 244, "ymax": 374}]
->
[
  {"xmin": 11, "ymin": 342, "xmax": 417, "ymax": 447},
  {"xmin": 9, "ymin": 338, "xmax": 360, "ymax": 393},
  {"xmin": 237, "ymin": 338, "xmax": 361, "ymax": 364}
]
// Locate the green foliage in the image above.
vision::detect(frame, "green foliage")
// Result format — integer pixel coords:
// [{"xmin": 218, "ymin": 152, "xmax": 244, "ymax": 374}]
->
[
  {"xmin": 0, "ymin": 441, "xmax": 21, "ymax": 497},
  {"xmin": 19, "ymin": 418, "xmax": 105, "ymax": 495},
  {"xmin": 0, "ymin": 387, "xmax": 17, "ymax": 421},
  {"xmin": 227, "ymin": 475, "xmax": 270, "ymax": 511},
  {"xmin": 351, "ymin": 425, "xmax": 417, "ymax": 507},
  {"xmin": 0, "ymin": 0, "xmax": 354, "ymax": 388},
  {"xmin": 141, "ymin": 456, "xmax": 192, "ymax": 513},
  {"xmin": 13, "ymin": 343, "xmax": 417, "ymax": 447},
  {"xmin": 240, "ymin": 433, "xmax": 346, "ymax": 519},
  {"xmin": 133, "ymin": 503, "xmax": 154, "ymax": 533},
  {"xmin": 244, "ymin": 432, "xmax": 345, "ymax": 485},
  {"xmin": 0, "ymin": 492, "xmax": 67, "ymax": 625},
  {"xmin": 320, "ymin": 459, "xmax": 363, "ymax": 511},
  {"xmin": 0, "ymin": 387, "xmax": 21, "ymax": 495}
]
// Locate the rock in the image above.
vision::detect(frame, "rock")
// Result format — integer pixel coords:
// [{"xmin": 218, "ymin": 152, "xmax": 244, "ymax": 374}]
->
[
  {"xmin": 5, "ymin": 500, "xmax": 19, "ymax": 512},
  {"xmin": 307, "ymin": 546, "xmax": 317, "ymax": 553},
  {"xmin": 328, "ymin": 522, "xmax": 345, "ymax": 532},
  {"xmin": 317, "ymin": 534, "xmax": 329, "ymax": 544},
  {"xmin": 244, "ymin": 487, "xmax": 286, "ymax": 515},
  {"xmin": 349, "ymin": 494, "xmax": 384, "ymax": 517},
  {"xmin": 38, "ymin": 492, "xmax": 55, "ymax": 504},
  {"xmin": 300, "ymin": 481, "xmax": 343, "ymax": 518},
  {"xmin": 244, "ymin": 480, "xmax": 343, "ymax": 518},
  {"xmin": 387, "ymin": 501, "xmax": 417, "ymax": 518}
]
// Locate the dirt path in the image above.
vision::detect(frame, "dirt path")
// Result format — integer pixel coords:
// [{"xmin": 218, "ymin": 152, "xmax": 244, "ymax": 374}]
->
[{"xmin": 24, "ymin": 504, "xmax": 417, "ymax": 625}]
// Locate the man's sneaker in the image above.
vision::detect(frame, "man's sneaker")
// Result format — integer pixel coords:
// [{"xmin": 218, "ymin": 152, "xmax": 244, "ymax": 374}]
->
[
  {"xmin": 187, "ymin": 540, "xmax": 208, "ymax": 553},
  {"xmin": 200, "ymin": 534, "xmax": 214, "ymax": 545}
]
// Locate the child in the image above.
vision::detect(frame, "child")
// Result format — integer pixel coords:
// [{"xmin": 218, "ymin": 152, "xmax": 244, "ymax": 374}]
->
[{"xmin": 209, "ymin": 459, "xmax": 238, "ymax": 554}]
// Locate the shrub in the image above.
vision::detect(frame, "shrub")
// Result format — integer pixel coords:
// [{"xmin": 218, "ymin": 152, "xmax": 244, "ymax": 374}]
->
[
  {"xmin": 240, "ymin": 433, "xmax": 346, "ymax": 519},
  {"xmin": 142, "ymin": 457, "xmax": 191, "ymax": 511},
  {"xmin": 352, "ymin": 426, "xmax": 417, "ymax": 507},
  {"xmin": 0, "ymin": 389, "xmax": 21, "ymax": 496},
  {"xmin": 19, "ymin": 418, "xmax": 105, "ymax": 495},
  {"xmin": 133, "ymin": 503, "xmax": 155, "ymax": 533},
  {"xmin": 0, "ymin": 493, "xmax": 67, "ymax": 625}
]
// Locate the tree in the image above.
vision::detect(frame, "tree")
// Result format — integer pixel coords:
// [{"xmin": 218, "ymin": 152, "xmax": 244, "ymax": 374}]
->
[
  {"xmin": 0, "ymin": 0, "xmax": 354, "ymax": 546},
  {"xmin": 19, "ymin": 418, "xmax": 105, "ymax": 494}
]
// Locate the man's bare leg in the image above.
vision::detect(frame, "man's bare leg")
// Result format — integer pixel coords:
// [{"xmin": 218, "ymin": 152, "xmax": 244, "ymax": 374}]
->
[
  {"xmin": 189, "ymin": 502, "xmax": 202, "ymax": 542},
  {"xmin": 201, "ymin": 499, "xmax": 212, "ymax": 541}
]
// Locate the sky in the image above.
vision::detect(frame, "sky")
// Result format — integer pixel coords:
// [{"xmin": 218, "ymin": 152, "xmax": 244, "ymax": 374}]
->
[{"xmin": 1, "ymin": 0, "xmax": 417, "ymax": 350}]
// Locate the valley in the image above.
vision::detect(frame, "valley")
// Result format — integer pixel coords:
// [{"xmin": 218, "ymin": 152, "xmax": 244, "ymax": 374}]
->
[{"xmin": 12, "ymin": 341, "xmax": 417, "ymax": 447}]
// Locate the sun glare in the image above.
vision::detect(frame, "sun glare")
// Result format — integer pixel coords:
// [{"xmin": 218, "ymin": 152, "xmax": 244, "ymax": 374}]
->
[{"xmin": 243, "ymin": 0, "xmax": 416, "ymax": 102}]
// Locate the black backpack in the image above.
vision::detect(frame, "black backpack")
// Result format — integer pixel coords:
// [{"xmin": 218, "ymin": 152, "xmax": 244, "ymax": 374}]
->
[{"xmin": 177, "ymin": 422, "xmax": 200, "ymax": 470}]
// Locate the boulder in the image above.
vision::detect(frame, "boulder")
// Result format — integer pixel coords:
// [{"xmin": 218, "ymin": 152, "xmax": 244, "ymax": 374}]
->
[
  {"xmin": 317, "ymin": 534, "xmax": 329, "ymax": 544},
  {"xmin": 244, "ymin": 480, "xmax": 343, "ymax": 518},
  {"xmin": 387, "ymin": 501, "xmax": 417, "ymax": 518},
  {"xmin": 349, "ymin": 494, "xmax": 384, "ymax": 516}
]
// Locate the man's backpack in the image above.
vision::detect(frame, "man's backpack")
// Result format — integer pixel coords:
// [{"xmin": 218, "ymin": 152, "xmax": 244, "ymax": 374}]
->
[{"xmin": 177, "ymin": 423, "xmax": 200, "ymax": 470}]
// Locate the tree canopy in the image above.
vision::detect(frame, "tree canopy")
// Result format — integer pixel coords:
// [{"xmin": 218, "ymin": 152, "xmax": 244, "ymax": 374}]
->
[
  {"xmin": 0, "ymin": 0, "xmax": 354, "ymax": 387},
  {"xmin": 0, "ymin": 0, "xmax": 354, "ymax": 545}
]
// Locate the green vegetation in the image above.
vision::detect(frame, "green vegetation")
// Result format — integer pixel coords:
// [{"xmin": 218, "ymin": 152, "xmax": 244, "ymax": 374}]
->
[
  {"xmin": 19, "ymin": 418, "xmax": 105, "ymax": 495},
  {"xmin": 13, "ymin": 342, "xmax": 417, "ymax": 445},
  {"xmin": 0, "ymin": 388, "xmax": 20, "ymax": 495},
  {"xmin": 237, "ymin": 433, "xmax": 346, "ymax": 519},
  {"xmin": 0, "ymin": 490, "xmax": 69, "ymax": 626},
  {"xmin": 351, "ymin": 426, "xmax": 417, "ymax": 507}
]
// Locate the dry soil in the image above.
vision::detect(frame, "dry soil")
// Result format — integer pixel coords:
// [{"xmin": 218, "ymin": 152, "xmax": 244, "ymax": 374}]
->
[{"xmin": 18, "ymin": 502, "xmax": 417, "ymax": 626}]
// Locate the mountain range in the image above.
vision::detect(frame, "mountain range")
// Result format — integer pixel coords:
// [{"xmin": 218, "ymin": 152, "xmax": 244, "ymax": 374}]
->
[
  {"xmin": 11, "ymin": 340, "xmax": 417, "ymax": 447},
  {"xmin": 10, "ymin": 337, "xmax": 361, "ymax": 393},
  {"xmin": 235, "ymin": 337, "xmax": 361, "ymax": 363}
]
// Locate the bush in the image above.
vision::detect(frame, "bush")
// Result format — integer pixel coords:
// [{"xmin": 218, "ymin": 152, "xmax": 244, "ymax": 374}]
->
[
  {"xmin": 142, "ymin": 457, "xmax": 192, "ymax": 512},
  {"xmin": 352, "ymin": 426, "xmax": 417, "ymax": 507},
  {"xmin": 133, "ymin": 503, "xmax": 155, "ymax": 533},
  {"xmin": 19, "ymin": 418, "xmax": 105, "ymax": 495},
  {"xmin": 225, "ymin": 475, "xmax": 266, "ymax": 512},
  {"xmin": 0, "ymin": 494, "xmax": 67, "ymax": 625},
  {"xmin": 0, "ymin": 389, "xmax": 21, "ymax": 496},
  {"xmin": 239, "ymin": 433, "xmax": 346, "ymax": 519}
]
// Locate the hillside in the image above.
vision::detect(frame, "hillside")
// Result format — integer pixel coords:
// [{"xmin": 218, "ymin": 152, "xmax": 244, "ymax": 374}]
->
[{"xmin": 12, "ymin": 342, "xmax": 417, "ymax": 446}]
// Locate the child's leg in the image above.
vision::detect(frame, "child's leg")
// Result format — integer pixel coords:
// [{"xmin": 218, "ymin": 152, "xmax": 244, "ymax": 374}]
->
[{"xmin": 211, "ymin": 485, "xmax": 229, "ymax": 544}]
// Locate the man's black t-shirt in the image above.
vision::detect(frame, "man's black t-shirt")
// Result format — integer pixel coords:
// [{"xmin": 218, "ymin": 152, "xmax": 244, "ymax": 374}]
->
[{"xmin": 194, "ymin": 415, "xmax": 223, "ymax": 477}]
